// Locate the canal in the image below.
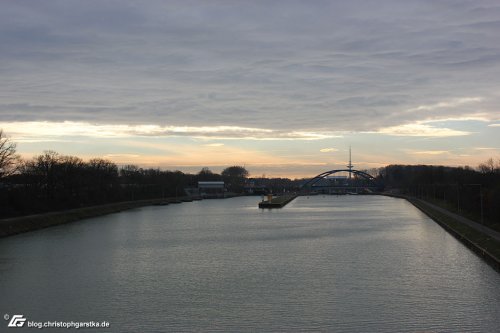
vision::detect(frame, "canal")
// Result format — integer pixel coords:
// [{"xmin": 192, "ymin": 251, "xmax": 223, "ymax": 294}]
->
[{"xmin": 1, "ymin": 195, "xmax": 499, "ymax": 332}]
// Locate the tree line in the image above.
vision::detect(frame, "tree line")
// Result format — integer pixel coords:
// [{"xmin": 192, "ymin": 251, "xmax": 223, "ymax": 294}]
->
[
  {"xmin": 380, "ymin": 161, "xmax": 500, "ymax": 229},
  {"xmin": 1, "ymin": 130, "xmax": 499, "ymax": 228},
  {"xmin": 1, "ymin": 150, "xmax": 186, "ymax": 217},
  {"xmin": 0, "ymin": 131, "xmax": 251, "ymax": 218}
]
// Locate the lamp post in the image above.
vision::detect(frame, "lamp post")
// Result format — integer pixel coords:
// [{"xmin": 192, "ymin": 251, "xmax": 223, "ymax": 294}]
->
[{"xmin": 465, "ymin": 184, "xmax": 484, "ymax": 225}]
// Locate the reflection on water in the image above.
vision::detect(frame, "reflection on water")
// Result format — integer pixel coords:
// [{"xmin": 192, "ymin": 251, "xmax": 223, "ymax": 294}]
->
[{"xmin": 1, "ymin": 196, "xmax": 499, "ymax": 332}]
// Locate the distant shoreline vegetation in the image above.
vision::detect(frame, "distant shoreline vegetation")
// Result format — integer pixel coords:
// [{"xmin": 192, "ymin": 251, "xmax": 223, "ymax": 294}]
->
[
  {"xmin": 0, "ymin": 130, "xmax": 499, "ymax": 229},
  {"xmin": 0, "ymin": 149, "xmax": 253, "ymax": 219}
]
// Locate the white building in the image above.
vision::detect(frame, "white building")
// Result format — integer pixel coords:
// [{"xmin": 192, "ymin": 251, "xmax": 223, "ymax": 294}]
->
[{"xmin": 198, "ymin": 181, "xmax": 225, "ymax": 198}]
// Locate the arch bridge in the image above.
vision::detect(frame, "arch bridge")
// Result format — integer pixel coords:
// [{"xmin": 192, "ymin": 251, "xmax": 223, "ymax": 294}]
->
[{"xmin": 300, "ymin": 169, "xmax": 382, "ymax": 194}]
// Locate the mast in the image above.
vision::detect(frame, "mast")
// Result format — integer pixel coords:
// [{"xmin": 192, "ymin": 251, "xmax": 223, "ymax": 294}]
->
[{"xmin": 347, "ymin": 146, "xmax": 353, "ymax": 179}]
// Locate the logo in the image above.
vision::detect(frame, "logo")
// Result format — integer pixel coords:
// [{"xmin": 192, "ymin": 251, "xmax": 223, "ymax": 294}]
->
[{"xmin": 8, "ymin": 315, "xmax": 26, "ymax": 327}]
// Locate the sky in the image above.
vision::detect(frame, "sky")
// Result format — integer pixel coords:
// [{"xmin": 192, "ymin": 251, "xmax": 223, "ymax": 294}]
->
[{"xmin": 1, "ymin": 0, "xmax": 499, "ymax": 178}]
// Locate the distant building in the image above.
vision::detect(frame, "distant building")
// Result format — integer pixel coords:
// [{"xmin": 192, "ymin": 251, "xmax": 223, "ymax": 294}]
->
[
  {"xmin": 244, "ymin": 181, "xmax": 268, "ymax": 195},
  {"xmin": 198, "ymin": 181, "xmax": 225, "ymax": 198}
]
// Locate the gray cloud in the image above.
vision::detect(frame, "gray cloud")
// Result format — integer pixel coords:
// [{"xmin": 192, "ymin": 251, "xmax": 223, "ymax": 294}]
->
[{"xmin": 1, "ymin": 0, "xmax": 500, "ymax": 132}]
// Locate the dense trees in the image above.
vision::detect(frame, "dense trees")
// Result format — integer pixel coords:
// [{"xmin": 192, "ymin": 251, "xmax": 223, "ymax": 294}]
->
[
  {"xmin": 4, "ymin": 151, "xmax": 115, "ymax": 215},
  {"xmin": 221, "ymin": 166, "xmax": 249, "ymax": 192},
  {"xmin": 0, "ymin": 150, "xmax": 197, "ymax": 218},
  {"xmin": 197, "ymin": 167, "xmax": 222, "ymax": 181},
  {"xmin": 0, "ymin": 140, "xmax": 250, "ymax": 217},
  {"xmin": 381, "ymin": 163, "xmax": 500, "ymax": 228}
]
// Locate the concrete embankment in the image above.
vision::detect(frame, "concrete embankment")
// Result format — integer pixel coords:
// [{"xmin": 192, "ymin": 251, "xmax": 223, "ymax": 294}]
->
[
  {"xmin": 0, "ymin": 197, "xmax": 194, "ymax": 238},
  {"xmin": 258, "ymin": 194, "xmax": 297, "ymax": 208},
  {"xmin": 384, "ymin": 193, "xmax": 500, "ymax": 272}
]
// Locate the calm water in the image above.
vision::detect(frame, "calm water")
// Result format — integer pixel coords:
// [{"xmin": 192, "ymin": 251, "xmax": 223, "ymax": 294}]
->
[{"xmin": 1, "ymin": 196, "xmax": 499, "ymax": 332}]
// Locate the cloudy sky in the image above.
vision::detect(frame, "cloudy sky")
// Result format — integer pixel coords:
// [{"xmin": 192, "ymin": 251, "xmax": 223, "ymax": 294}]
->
[{"xmin": 1, "ymin": 0, "xmax": 499, "ymax": 177}]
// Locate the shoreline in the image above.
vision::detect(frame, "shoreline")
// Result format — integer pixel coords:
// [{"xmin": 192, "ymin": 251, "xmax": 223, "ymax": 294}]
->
[
  {"xmin": 384, "ymin": 193, "xmax": 500, "ymax": 272},
  {"xmin": 0, "ymin": 197, "xmax": 196, "ymax": 238}
]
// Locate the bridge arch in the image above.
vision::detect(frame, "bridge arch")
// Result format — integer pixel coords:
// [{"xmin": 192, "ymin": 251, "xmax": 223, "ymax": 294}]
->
[{"xmin": 300, "ymin": 169, "xmax": 376, "ymax": 189}]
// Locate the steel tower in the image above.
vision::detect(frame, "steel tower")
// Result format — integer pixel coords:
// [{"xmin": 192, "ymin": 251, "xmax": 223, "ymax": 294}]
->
[{"xmin": 347, "ymin": 146, "xmax": 353, "ymax": 179}]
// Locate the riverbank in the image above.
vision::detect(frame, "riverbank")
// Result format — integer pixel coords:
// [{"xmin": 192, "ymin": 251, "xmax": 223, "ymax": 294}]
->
[
  {"xmin": 385, "ymin": 193, "xmax": 500, "ymax": 271},
  {"xmin": 0, "ymin": 197, "xmax": 195, "ymax": 238}
]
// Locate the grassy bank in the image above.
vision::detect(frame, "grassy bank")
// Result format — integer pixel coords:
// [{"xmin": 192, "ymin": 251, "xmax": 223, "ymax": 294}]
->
[
  {"xmin": 386, "ymin": 194, "xmax": 500, "ymax": 271},
  {"xmin": 0, "ymin": 198, "xmax": 187, "ymax": 238}
]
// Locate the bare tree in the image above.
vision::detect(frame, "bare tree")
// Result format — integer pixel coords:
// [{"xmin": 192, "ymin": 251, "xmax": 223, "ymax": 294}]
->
[
  {"xmin": 198, "ymin": 167, "xmax": 221, "ymax": 181},
  {"xmin": 0, "ymin": 129, "xmax": 19, "ymax": 179},
  {"xmin": 478, "ymin": 158, "xmax": 495, "ymax": 174}
]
